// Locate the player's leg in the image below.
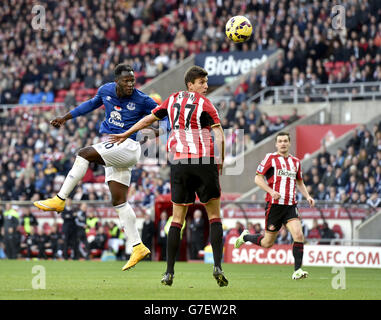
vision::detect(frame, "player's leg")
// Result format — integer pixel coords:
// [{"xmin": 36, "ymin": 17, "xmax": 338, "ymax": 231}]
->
[
  {"xmin": 286, "ymin": 217, "xmax": 308, "ymax": 279},
  {"xmin": 107, "ymin": 178, "xmax": 150, "ymax": 271},
  {"xmin": 235, "ymin": 203, "xmax": 281, "ymax": 248},
  {"xmin": 242, "ymin": 230, "xmax": 278, "ymax": 247},
  {"xmin": 33, "ymin": 146, "xmax": 104, "ymax": 212},
  {"xmin": 162, "ymin": 203, "xmax": 188, "ymax": 285},
  {"xmin": 204, "ymin": 197, "xmax": 229, "ymax": 287},
  {"xmin": 162, "ymin": 162, "xmax": 193, "ymax": 286},
  {"xmin": 197, "ymin": 161, "xmax": 228, "ymax": 287},
  {"xmin": 59, "ymin": 146, "xmax": 105, "ymax": 199}
]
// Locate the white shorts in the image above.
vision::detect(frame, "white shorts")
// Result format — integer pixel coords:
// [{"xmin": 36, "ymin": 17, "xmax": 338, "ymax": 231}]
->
[{"xmin": 92, "ymin": 138, "xmax": 141, "ymax": 187}]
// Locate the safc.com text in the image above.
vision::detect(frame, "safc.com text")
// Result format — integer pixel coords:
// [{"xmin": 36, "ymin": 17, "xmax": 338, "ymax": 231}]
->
[
  {"xmin": 305, "ymin": 245, "xmax": 381, "ymax": 268},
  {"xmin": 227, "ymin": 244, "xmax": 381, "ymax": 268}
]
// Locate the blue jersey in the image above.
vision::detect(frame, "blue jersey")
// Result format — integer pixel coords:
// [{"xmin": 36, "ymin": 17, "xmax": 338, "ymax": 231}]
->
[{"xmin": 69, "ymin": 82, "xmax": 157, "ymax": 141}]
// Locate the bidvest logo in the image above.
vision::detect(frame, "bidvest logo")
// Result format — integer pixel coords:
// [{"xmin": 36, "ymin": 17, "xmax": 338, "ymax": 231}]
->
[
  {"xmin": 204, "ymin": 54, "xmax": 268, "ymax": 76},
  {"xmin": 277, "ymin": 169, "xmax": 296, "ymax": 179},
  {"xmin": 195, "ymin": 50, "xmax": 276, "ymax": 85}
]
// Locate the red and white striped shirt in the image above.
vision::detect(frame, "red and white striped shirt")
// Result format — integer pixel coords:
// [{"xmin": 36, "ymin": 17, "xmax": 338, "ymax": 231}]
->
[
  {"xmin": 256, "ymin": 152, "xmax": 303, "ymax": 205},
  {"xmin": 152, "ymin": 91, "xmax": 221, "ymax": 160}
]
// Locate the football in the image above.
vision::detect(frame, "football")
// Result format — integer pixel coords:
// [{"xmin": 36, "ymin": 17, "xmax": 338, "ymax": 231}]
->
[{"xmin": 225, "ymin": 15, "xmax": 253, "ymax": 43}]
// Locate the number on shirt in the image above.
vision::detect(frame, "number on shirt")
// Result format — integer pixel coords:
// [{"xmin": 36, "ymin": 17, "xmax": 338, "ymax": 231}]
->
[{"xmin": 173, "ymin": 103, "xmax": 196, "ymax": 130}]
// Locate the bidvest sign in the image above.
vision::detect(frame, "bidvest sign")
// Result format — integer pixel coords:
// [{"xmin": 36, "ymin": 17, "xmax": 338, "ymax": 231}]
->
[{"xmin": 195, "ymin": 50, "xmax": 276, "ymax": 85}]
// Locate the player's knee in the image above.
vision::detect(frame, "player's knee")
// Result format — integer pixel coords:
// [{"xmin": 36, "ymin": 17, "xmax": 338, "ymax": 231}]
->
[
  {"xmin": 293, "ymin": 233, "xmax": 304, "ymax": 242},
  {"xmin": 77, "ymin": 148, "xmax": 91, "ymax": 160},
  {"xmin": 112, "ymin": 197, "xmax": 126, "ymax": 207},
  {"xmin": 261, "ymin": 240, "xmax": 274, "ymax": 248}
]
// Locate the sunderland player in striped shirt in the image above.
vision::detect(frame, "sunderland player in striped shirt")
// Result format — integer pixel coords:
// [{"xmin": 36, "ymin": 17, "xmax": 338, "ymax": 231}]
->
[
  {"xmin": 235, "ymin": 131, "xmax": 315, "ymax": 280},
  {"xmin": 34, "ymin": 64, "xmax": 157, "ymax": 271},
  {"xmin": 109, "ymin": 66, "xmax": 228, "ymax": 287}
]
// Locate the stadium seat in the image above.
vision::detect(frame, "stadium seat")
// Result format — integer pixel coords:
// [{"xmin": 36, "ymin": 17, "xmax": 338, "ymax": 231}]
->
[
  {"xmin": 332, "ymin": 224, "xmax": 344, "ymax": 239},
  {"xmin": 54, "ymin": 97, "xmax": 65, "ymax": 103},
  {"xmin": 57, "ymin": 90, "xmax": 68, "ymax": 98}
]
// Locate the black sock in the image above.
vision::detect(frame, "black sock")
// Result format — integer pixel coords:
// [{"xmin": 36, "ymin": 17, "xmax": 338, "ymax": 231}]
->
[
  {"xmin": 243, "ymin": 234, "xmax": 263, "ymax": 246},
  {"xmin": 166, "ymin": 223, "xmax": 182, "ymax": 274},
  {"xmin": 293, "ymin": 242, "xmax": 304, "ymax": 271},
  {"xmin": 210, "ymin": 218, "xmax": 223, "ymax": 269}
]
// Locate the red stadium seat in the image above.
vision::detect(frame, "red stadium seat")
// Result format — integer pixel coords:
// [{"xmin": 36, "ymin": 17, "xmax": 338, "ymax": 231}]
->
[
  {"xmin": 57, "ymin": 90, "xmax": 68, "ymax": 98},
  {"xmin": 54, "ymin": 97, "xmax": 65, "ymax": 103},
  {"xmin": 332, "ymin": 224, "xmax": 344, "ymax": 239}
]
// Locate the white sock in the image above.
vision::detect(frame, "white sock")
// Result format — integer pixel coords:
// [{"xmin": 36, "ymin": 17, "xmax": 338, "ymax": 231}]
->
[
  {"xmin": 115, "ymin": 202, "xmax": 142, "ymax": 247},
  {"xmin": 57, "ymin": 156, "xmax": 89, "ymax": 200}
]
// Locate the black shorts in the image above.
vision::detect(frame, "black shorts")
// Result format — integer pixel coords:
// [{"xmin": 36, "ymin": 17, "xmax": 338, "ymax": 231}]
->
[
  {"xmin": 264, "ymin": 203, "xmax": 299, "ymax": 232},
  {"xmin": 170, "ymin": 158, "xmax": 221, "ymax": 205}
]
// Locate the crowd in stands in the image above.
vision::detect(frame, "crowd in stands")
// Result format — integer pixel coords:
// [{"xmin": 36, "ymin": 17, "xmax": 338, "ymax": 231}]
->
[
  {"xmin": 302, "ymin": 122, "xmax": 381, "ymax": 208},
  {"xmin": 0, "ymin": 201, "xmax": 154, "ymax": 260},
  {"xmin": 0, "ymin": 105, "xmax": 171, "ymax": 205},
  {"xmin": 1, "ymin": 0, "xmax": 381, "ymax": 106}
]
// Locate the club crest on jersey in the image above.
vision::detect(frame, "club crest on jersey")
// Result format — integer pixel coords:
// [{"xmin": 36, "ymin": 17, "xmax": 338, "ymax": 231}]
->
[
  {"xmin": 126, "ymin": 102, "xmax": 136, "ymax": 110},
  {"xmin": 114, "ymin": 106, "xmax": 122, "ymax": 111},
  {"xmin": 106, "ymin": 96, "xmax": 112, "ymax": 101},
  {"xmin": 257, "ymin": 164, "xmax": 264, "ymax": 173}
]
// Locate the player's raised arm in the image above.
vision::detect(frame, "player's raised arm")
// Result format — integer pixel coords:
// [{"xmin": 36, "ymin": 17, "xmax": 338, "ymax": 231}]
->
[{"xmin": 108, "ymin": 113, "xmax": 158, "ymax": 144}]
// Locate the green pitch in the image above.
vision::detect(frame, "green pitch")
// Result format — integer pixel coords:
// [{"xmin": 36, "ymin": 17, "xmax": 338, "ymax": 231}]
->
[{"xmin": 0, "ymin": 260, "xmax": 380, "ymax": 300}]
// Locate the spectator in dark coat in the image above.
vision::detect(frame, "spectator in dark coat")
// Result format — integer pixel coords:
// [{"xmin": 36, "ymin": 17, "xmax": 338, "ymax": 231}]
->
[
  {"xmin": 4, "ymin": 227, "xmax": 19, "ymax": 259},
  {"xmin": 141, "ymin": 213, "xmax": 155, "ymax": 260},
  {"xmin": 319, "ymin": 222, "xmax": 336, "ymax": 245},
  {"xmin": 189, "ymin": 210, "xmax": 205, "ymax": 260}
]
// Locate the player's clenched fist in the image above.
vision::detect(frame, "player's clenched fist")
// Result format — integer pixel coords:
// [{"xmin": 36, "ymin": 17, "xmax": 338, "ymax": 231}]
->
[
  {"xmin": 270, "ymin": 190, "xmax": 281, "ymax": 200},
  {"xmin": 50, "ymin": 116, "xmax": 67, "ymax": 128}
]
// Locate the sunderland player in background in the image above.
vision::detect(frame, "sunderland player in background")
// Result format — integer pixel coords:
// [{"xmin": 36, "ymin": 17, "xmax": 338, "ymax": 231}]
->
[
  {"xmin": 109, "ymin": 66, "xmax": 228, "ymax": 287},
  {"xmin": 235, "ymin": 132, "xmax": 315, "ymax": 280},
  {"xmin": 34, "ymin": 64, "xmax": 157, "ymax": 271}
]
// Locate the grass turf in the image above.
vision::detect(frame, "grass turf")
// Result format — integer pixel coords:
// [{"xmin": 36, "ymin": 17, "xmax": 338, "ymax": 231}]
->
[{"xmin": 0, "ymin": 260, "xmax": 380, "ymax": 300}]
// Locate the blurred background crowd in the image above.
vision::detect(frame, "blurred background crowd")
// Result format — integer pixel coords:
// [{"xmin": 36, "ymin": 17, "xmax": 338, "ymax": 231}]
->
[{"xmin": 0, "ymin": 0, "xmax": 380, "ymax": 105}]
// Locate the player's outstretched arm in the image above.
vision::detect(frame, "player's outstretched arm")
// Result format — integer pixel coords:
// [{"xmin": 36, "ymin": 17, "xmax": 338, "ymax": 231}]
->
[
  {"xmin": 296, "ymin": 179, "xmax": 315, "ymax": 207},
  {"xmin": 51, "ymin": 90, "xmax": 103, "ymax": 128},
  {"xmin": 109, "ymin": 114, "xmax": 158, "ymax": 145}
]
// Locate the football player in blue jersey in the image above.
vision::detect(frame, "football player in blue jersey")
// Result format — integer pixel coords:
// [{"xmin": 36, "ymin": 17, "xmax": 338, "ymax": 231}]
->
[{"xmin": 34, "ymin": 64, "xmax": 157, "ymax": 271}]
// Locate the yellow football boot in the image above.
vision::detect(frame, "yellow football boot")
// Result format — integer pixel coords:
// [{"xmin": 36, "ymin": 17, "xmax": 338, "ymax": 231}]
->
[
  {"xmin": 122, "ymin": 243, "xmax": 151, "ymax": 271},
  {"xmin": 33, "ymin": 196, "xmax": 65, "ymax": 212}
]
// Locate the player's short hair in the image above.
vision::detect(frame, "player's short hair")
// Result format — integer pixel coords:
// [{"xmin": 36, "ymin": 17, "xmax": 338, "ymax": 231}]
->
[
  {"xmin": 114, "ymin": 64, "xmax": 134, "ymax": 79},
  {"xmin": 276, "ymin": 131, "xmax": 291, "ymax": 142},
  {"xmin": 184, "ymin": 66, "xmax": 208, "ymax": 89}
]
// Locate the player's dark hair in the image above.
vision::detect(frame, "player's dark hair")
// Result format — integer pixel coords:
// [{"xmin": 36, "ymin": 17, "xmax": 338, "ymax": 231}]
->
[
  {"xmin": 184, "ymin": 66, "xmax": 208, "ymax": 89},
  {"xmin": 114, "ymin": 64, "xmax": 134, "ymax": 78},
  {"xmin": 276, "ymin": 131, "xmax": 291, "ymax": 142}
]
